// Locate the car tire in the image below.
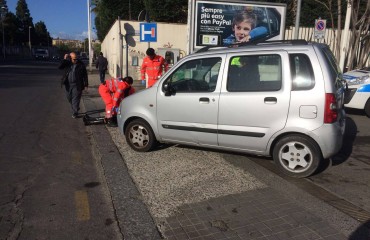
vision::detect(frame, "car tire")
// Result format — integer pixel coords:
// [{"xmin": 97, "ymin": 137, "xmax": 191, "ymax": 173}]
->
[
  {"xmin": 364, "ymin": 98, "xmax": 370, "ymax": 118},
  {"xmin": 273, "ymin": 134, "xmax": 322, "ymax": 178},
  {"xmin": 124, "ymin": 119, "xmax": 157, "ymax": 152}
]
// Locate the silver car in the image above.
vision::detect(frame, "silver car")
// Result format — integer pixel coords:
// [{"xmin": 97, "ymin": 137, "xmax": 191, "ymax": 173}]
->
[{"xmin": 117, "ymin": 40, "xmax": 346, "ymax": 178}]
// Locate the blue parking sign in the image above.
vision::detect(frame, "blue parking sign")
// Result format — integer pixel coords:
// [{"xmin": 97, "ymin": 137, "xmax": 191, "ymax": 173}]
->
[{"xmin": 140, "ymin": 23, "xmax": 157, "ymax": 42}]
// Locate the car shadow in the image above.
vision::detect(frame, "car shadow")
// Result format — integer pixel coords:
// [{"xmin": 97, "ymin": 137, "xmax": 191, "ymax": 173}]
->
[
  {"xmin": 174, "ymin": 144, "xmax": 269, "ymax": 162},
  {"xmin": 348, "ymin": 219, "xmax": 370, "ymax": 240},
  {"xmin": 332, "ymin": 116, "xmax": 357, "ymax": 165},
  {"xmin": 345, "ymin": 107, "xmax": 366, "ymax": 117},
  {"xmin": 151, "ymin": 142, "xmax": 174, "ymax": 152}
]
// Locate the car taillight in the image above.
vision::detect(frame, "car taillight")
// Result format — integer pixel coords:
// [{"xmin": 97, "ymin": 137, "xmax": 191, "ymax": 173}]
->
[{"xmin": 324, "ymin": 93, "xmax": 338, "ymax": 123}]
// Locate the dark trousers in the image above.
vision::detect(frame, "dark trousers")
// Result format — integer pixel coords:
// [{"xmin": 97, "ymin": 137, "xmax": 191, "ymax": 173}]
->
[
  {"xmin": 99, "ymin": 70, "xmax": 106, "ymax": 83},
  {"xmin": 66, "ymin": 85, "xmax": 82, "ymax": 115}
]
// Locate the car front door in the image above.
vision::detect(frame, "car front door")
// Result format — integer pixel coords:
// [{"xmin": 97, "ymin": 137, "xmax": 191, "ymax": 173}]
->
[
  {"xmin": 217, "ymin": 51, "xmax": 291, "ymax": 153},
  {"xmin": 156, "ymin": 55, "xmax": 224, "ymax": 146}
]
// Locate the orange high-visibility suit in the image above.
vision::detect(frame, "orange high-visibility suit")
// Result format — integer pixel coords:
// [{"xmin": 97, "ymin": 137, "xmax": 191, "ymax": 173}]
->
[
  {"xmin": 140, "ymin": 55, "xmax": 168, "ymax": 88},
  {"xmin": 98, "ymin": 78, "xmax": 135, "ymax": 118}
]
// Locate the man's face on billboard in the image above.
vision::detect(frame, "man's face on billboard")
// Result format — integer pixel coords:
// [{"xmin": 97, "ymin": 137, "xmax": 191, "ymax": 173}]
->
[{"xmin": 234, "ymin": 20, "xmax": 252, "ymax": 42}]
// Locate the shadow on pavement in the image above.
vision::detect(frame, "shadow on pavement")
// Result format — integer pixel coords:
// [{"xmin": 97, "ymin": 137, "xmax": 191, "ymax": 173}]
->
[{"xmin": 348, "ymin": 219, "xmax": 370, "ymax": 240}]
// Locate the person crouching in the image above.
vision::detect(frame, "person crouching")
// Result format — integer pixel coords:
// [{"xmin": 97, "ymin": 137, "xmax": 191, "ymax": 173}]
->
[{"xmin": 98, "ymin": 76, "xmax": 135, "ymax": 127}]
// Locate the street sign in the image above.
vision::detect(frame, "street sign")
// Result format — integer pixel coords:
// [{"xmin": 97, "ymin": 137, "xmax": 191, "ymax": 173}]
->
[
  {"xmin": 140, "ymin": 23, "xmax": 157, "ymax": 42},
  {"xmin": 314, "ymin": 19, "xmax": 326, "ymax": 39}
]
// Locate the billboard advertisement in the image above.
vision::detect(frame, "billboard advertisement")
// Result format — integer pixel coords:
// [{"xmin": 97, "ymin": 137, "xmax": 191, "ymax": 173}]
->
[{"xmin": 188, "ymin": 0, "xmax": 287, "ymax": 53}]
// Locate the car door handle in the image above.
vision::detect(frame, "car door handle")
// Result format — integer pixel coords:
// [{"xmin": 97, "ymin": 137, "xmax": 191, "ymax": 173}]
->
[
  {"xmin": 199, "ymin": 97, "xmax": 210, "ymax": 103},
  {"xmin": 264, "ymin": 97, "xmax": 277, "ymax": 104}
]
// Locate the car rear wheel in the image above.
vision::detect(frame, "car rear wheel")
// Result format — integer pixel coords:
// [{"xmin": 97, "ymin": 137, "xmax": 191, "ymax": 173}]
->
[
  {"xmin": 364, "ymin": 98, "xmax": 370, "ymax": 118},
  {"xmin": 273, "ymin": 135, "xmax": 322, "ymax": 178},
  {"xmin": 125, "ymin": 119, "xmax": 157, "ymax": 152}
]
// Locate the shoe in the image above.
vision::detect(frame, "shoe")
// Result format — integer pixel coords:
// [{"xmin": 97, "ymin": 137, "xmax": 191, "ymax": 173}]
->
[
  {"xmin": 106, "ymin": 118, "xmax": 118, "ymax": 127},
  {"xmin": 72, "ymin": 113, "xmax": 78, "ymax": 118}
]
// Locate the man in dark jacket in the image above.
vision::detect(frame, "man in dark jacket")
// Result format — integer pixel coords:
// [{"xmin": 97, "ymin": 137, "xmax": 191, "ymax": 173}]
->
[
  {"xmin": 95, "ymin": 52, "xmax": 108, "ymax": 83},
  {"xmin": 58, "ymin": 52, "xmax": 89, "ymax": 118}
]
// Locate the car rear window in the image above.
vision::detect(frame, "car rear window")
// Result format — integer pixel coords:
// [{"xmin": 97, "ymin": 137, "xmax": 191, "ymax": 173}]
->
[
  {"xmin": 227, "ymin": 54, "xmax": 282, "ymax": 92},
  {"xmin": 321, "ymin": 47, "xmax": 344, "ymax": 89},
  {"xmin": 289, "ymin": 54, "xmax": 315, "ymax": 91}
]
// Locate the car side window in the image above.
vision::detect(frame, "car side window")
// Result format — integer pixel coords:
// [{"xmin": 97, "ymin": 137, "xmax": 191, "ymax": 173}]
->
[
  {"xmin": 290, "ymin": 54, "xmax": 315, "ymax": 91},
  {"xmin": 166, "ymin": 57, "xmax": 222, "ymax": 93},
  {"xmin": 227, "ymin": 54, "xmax": 282, "ymax": 92}
]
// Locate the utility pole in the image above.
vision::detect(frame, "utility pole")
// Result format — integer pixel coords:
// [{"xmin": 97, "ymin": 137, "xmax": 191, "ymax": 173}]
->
[
  {"xmin": 294, "ymin": 0, "xmax": 302, "ymax": 39},
  {"xmin": 339, "ymin": 1, "xmax": 352, "ymax": 72},
  {"xmin": 1, "ymin": 6, "xmax": 7, "ymax": 59},
  {"xmin": 129, "ymin": 0, "xmax": 131, "ymax": 20},
  {"xmin": 87, "ymin": 0, "xmax": 92, "ymax": 71},
  {"xmin": 28, "ymin": 26, "xmax": 32, "ymax": 54}
]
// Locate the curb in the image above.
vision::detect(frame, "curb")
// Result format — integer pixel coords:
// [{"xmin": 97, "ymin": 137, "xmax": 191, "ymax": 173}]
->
[{"xmin": 82, "ymin": 73, "xmax": 162, "ymax": 240}]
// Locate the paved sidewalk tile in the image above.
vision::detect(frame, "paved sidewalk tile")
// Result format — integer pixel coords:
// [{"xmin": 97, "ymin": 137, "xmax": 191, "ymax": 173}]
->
[{"xmin": 162, "ymin": 188, "xmax": 347, "ymax": 240}]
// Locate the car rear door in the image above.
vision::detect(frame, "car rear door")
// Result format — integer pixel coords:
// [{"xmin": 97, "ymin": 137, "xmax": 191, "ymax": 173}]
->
[{"xmin": 217, "ymin": 51, "xmax": 291, "ymax": 153}]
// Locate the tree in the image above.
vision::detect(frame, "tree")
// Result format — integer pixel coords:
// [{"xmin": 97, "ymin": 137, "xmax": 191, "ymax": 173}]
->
[
  {"xmin": 346, "ymin": 0, "xmax": 370, "ymax": 69},
  {"xmin": 0, "ymin": 0, "xmax": 9, "ymax": 46},
  {"xmin": 285, "ymin": 0, "xmax": 368, "ymax": 70},
  {"xmin": 34, "ymin": 21, "xmax": 51, "ymax": 46},
  {"xmin": 93, "ymin": 0, "xmax": 146, "ymax": 41},
  {"xmin": 94, "ymin": 0, "xmax": 123, "ymax": 41},
  {"xmin": 4, "ymin": 12, "xmax": 20, "ymax": 45},
  {"xmin": 15, "ymin": 0, "xmax": 33, "ymax": 46},
  {"xmin": 313, "ymin": 0, "xmax": 346, "ymax": 60},
  {"xmin": 143, "ymin": 0, "xmax": 187, "ymax": 23}
]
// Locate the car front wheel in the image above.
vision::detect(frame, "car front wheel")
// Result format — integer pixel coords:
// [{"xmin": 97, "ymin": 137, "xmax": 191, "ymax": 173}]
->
[
  {"xmin": 125, "ymin": 119, "xmax": 157, "ymax": 152},
  {"xmin": 273, "ymin": 135, "xmax": 322, "ymax": 178}
]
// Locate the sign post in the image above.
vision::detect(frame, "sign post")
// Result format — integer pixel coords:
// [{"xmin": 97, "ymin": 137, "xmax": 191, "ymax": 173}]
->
[{"xmin": 140, "ymin": 23, "xmax": 157, "ymax": 88}]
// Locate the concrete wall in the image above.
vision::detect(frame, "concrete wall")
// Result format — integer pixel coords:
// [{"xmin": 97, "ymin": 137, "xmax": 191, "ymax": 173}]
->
[{"xmin": 101, "ymin": 20, "xmax": 188, "ymax": 79}]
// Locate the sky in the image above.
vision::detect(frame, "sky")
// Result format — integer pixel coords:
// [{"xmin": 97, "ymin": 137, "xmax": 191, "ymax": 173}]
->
[{"xmin": 7, "ymin": 0, "xmax": 97, "ymax": 40}]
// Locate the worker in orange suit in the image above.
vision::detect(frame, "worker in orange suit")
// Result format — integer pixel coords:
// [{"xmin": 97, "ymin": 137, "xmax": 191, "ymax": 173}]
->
[
  {"xmin": 141, "ymin": 48, "xmax": 168, "ymax": 88},
  {"xmin": 98, "ymin": 76, "xmax": 135, "ymax": 127}
]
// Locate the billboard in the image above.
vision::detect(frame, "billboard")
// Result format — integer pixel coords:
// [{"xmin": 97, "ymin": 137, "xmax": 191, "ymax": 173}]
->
[{"xmin": 188, "ymin": 0, "xmax": 287, "ymax": 53}]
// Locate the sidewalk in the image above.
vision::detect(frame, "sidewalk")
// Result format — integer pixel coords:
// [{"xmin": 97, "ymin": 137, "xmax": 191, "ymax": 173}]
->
[{"xmin": 82, "ymin": 71, "xmax": 367, "ymax": 240}]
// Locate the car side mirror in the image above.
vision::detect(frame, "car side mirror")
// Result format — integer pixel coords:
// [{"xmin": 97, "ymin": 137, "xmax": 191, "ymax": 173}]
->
[{"xmin": 163, "ymin": 82, "xmax": 175, "ymax": 96}]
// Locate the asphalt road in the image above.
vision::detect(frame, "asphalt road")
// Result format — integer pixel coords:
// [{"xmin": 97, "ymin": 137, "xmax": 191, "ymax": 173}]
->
[{"xmin": 0, "ymin": 61, "xmax": 122, "ymax": 240}]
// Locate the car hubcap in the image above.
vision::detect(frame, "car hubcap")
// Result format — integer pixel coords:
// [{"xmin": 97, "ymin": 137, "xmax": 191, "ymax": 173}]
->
[
  {"xmin": 279, "ymin": 142, "xmax": 312, "ymax": 172},
  {"xmin": 129, "ymin": 124, "xmax": 149, "ymax": 148}
]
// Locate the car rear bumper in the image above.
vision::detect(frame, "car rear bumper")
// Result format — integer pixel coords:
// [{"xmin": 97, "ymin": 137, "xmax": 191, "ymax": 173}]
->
[{"xmin": 311, "ymin": 112, "xmax": 346, "ymax": 159}]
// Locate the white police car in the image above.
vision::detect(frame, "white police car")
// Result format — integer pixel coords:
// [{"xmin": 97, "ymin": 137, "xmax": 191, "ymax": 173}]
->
[{"xmin": 343, "ymin": 67, "xmax": 370, "ymax": 117}]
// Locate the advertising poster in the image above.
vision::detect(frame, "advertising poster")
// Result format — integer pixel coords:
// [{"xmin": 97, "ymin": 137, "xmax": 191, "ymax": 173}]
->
[{"xmin": 190, "ymin": 0, "xmax": 286, "ymax": 51}]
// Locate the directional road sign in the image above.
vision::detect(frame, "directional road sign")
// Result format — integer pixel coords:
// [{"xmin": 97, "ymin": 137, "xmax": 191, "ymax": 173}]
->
[{"xmin": 140, "ymin": 23, "xmax": 157, "ymax": 42}]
